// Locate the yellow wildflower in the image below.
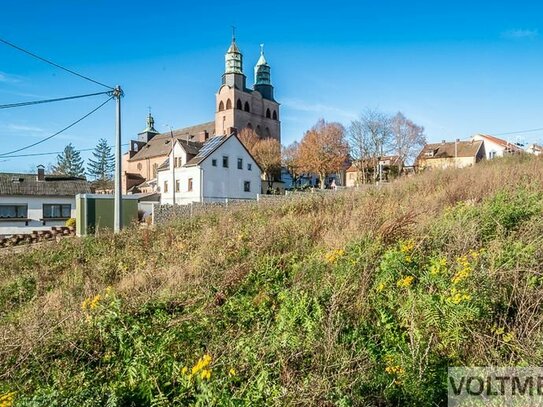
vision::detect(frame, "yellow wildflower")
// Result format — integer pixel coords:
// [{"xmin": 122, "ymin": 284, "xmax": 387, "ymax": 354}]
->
[
  {"xmin": 385, "ymin": 365, "xmax": 405, "ymax": 375},
  {"xmin": 324, "ymin": 249, "xmax": 345, "ymax": 264},
  {"xmin": 397, "ymin": 276, "xmax": 414, "ymax": 288},
  {"xmin": 191, "ymin": 354, "xmax": 212, "ymax": 375},
  {"xmin": 229, "ymin": 368, "xmax": 236, "ymax": 377},
  {"xmin": 0, "ymin": 392, "xmax": 15, "ymax": 407},
  {"xmin": 89, "ymin": 294, "xmax": 101, "ymax": 310},
  {"xmin": 181, "ymin": 366, "xmax": 188, "ymax": 375},
  {"xmin": 377, "ymin": 282, "xmax": 385, "ymax": 292},
  {"xmin": 200, "ymin": 369, "xmax": 211, "ymax": 380},
  {"xmin": 400, "ymin": 240, "xmax": 415, "ymax": 254}
]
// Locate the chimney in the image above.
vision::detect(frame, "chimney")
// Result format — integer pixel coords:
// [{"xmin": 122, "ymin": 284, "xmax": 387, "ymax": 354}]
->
[
  {"xmin": 228, "ymin": 127, "xmax": 238, "ymax": 137},
  {"xmin": 441, "ymin": 140, "xmax": 446, "ymax": 144},
  {"xmin": 37, "ymin": 165, "xmax": 45, "ymax": 181}
]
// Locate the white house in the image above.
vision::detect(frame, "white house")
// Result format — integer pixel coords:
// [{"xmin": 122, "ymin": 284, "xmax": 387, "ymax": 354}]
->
[
  {"xmin": 0, "ymin": 166, "xmax": 91, "ymax": 236},
  {"xmin": 525, "ymin": 144, "xmax": 543, "ymax": 156},
  {"xmin": 472, "ymin": 134, "xmax": 523, "ymax": 159},
  {"xmin": 157, "ymin": 134, "xmax": 262, "ymax": 205}
]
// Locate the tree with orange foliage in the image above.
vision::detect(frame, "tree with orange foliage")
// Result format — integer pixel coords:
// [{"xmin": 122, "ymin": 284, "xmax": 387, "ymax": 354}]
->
[
  {"xmin": 253, "ymin": 137, "xmax": 281, "ymax": 189},
  {"xmin": 238, "ymin": 127, "xmax": 281, "ymax": 190},
  {"xmin": 297, "ymin": 119, "xmax": 349, "ymax": 189},
  {"xmin": 238, "ymin": 127, "xmax": 259, "ymax": 156}
]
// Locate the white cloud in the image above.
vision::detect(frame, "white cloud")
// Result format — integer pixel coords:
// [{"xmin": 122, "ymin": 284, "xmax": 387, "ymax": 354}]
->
[
  {"xmin": 282, "ymin": 98, "xmax": 357, "ymax": 120},
  {"xmin": 502, "ymin": 29, "xmax": 539, "ymax": 40},
  {"xmin": 6, "ymin": 124, "xmax": 45, "ymax": 133},
  {"xmin": 0, "ymin": 71, "xmax": 22, "ymax": 83}
]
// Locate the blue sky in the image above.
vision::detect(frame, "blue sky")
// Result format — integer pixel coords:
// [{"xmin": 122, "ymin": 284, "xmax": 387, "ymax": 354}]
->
[{"xmin": 1, "ymin": 0, "xmax": 543, "ymax": 172}]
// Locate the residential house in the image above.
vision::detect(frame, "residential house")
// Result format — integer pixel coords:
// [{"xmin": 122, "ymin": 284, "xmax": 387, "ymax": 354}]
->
[
  {"xmin": 345, "ymin": 155, "xmax": 403, "ymax": 187},
  {"xmin": 525, "ymin": 144, "xmax": 543, "ymax": 156},
  {"xmin": 472, "ymin": 134, "xmax": 523, "ymax": 159},
  {"xmin": 157, "ymin": 133, "xmax": 262, "ymax": 205},
  {"xmin": 416, "ymin": 140, "xmax": 485, "ymax": 170},
  {"xmin": 0, "ymin": 166, "xmax": 91, "ymax": 236},
  {"xmin": 122, "ymin": 115, "xmax": 212, "ymax": 193}
]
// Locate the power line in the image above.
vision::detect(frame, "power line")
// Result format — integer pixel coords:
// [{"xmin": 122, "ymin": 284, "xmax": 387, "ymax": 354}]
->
[
  {"xmin": 0, "ymin": 96, "xmax": 114, "ymax": 157},
  {"xmin": 0, "ymin": 37, "xmax": 114, "ymax": 90},
  {"xmin": 493, "ymin": 127, "xmax": 543, "ymax": 136},
  {"xmin": 0, "ymin": 91, "xmax": 112, "ymax": 109},
  {"xmin": 0, "ymin": 143, "xmax": 128, "ymax": 159}
]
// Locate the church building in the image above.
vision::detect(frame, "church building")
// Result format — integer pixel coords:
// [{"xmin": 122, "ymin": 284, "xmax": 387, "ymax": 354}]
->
[{"xmin": 122, "ymin": 35, "xmax": 280, "ymax": 194}]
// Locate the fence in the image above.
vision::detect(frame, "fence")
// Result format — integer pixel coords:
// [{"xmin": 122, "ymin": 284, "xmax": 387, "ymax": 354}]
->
[{"xmin": 153, "ymin": 188, "xmax": 356, "ymax": 225}]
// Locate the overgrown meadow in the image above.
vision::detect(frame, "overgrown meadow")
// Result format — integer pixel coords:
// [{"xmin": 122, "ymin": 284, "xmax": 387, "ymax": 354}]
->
[{"xmin": 1, "ymin": 156, "xmax": 543, "ymax": 406}]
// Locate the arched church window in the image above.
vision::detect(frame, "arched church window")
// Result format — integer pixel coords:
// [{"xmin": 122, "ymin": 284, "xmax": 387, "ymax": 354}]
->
[
  {"xmin": 226, "ymin": 99, "xmax": 232, "ymax": 109},
  {"xmin": 265, "ymin": 127, "xmax": 271, "ymax": 137},
  {"xmin": 247, "ymin": 123, "xmax": 253, "ymax": 130},
  {"xmin": 236, "ymin": 99, "xmax": 242, "ymax": 109},
  {"xmin": 218, "ymin": 101, "xmax": 225, "ymax": 112},
  {"xmin": 244, "ymin": 102, "xmax": 250, "ymax": 112},
  {"xmin": 272, "ymin": 110, "xmax": 278, "ymax": 120},
  {"xmin": 266, "ymin": 108, "xmax": 271, "ymax": 118}
]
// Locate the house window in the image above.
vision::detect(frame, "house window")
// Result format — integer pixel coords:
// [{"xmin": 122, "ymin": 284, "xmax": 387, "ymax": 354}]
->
[
  {"xmin": 175, "ymin": 180, "xmax": 180, "ymax": 192},
  {"xmin": 244, "ymin": 181, "xmax": 251, "ymax": 192},
  {"xmin": 247, "ymin": 163, "xmax": 252, "ymax": 171},
  {"xmin": 0, "ymin": 204, "xmax": 28, "ymax": 219},
  {"xmin": 223, "ymin": 156, "xmax": 229, "ymax": 168},
  {"xmin": 212, "ymin": 158, "xmax": 217, "ymax": 166},
  {"xmin": 174, "ymin": 157, "xmax": 182, "ymax": 167},
  {"xmin": 188, "ymin": 178, "xmax": 193, "ymax": 192},
  {"xmin": 237, "ymin": 158, "xmax": 243, "ymax": 169},
  {"xmin": 164, "ymin": 181, "xmax": 168, "ymax": 193},
  {"xmin": 43, "ymin": 204, "xmax": 71, "ymax": 219}
]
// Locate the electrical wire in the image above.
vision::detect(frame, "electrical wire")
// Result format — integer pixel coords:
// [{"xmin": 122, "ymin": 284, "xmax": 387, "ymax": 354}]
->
[
  {"xmin": 0, "ymin": 91, "xmax": 111, "ymax": 109},
  {"xmin": 0, "ymin": 96, "xmax": 114, "ymax": 157},
  {"xmin": 493, "ymin": 127, "xmax": 543, "ymax": 136},
  {"xmin": 0, "ymin": 37, "xmax": 114, "ymax": 90},
  {"xmin": 0, "ymin": 143, "xmax": 128, "ymax": 159}
]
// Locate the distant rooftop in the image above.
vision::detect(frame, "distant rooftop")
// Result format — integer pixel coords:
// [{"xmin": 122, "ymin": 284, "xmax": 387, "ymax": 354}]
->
[{"xmin": 0, "ymin": 173, "xmax": 91, "ymax": 196}]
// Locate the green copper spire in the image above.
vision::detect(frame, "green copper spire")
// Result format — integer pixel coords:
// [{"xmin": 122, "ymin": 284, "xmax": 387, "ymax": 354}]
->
[
  {"xmin": 225, "ymin": 29, "xmax": 243, "ymax": 75},
  {"xmin": 144, "ymin": 111, "xmax": 158, "ymax": 134},
  {"xmin": 254, "ymin": 44, "xmax": 271, "ymax": 86}
]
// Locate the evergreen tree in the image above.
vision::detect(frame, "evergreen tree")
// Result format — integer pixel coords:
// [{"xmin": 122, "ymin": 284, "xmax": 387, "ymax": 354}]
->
[
  {"xmin": 53, "ymin": 143, "xmax": 85, "ymax": 177},
  {"xmin": 87, "ymin": 138, "xmax": 114, "ymax": 181}
]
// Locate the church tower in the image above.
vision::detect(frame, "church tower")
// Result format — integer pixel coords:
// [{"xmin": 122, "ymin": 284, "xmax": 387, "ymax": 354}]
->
[{"xmin": 215, "ymin": 36, "xmax": 281, "ymax": 142}]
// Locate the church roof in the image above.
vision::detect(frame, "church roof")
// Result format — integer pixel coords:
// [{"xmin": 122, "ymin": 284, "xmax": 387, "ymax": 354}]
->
[{"xmin": 128, "ymin": 121, "xmax": 214, "ymax": 161}]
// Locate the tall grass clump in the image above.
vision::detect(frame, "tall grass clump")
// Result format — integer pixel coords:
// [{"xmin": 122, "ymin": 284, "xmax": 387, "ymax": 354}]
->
[{"xmin": 1, "ymin": 155, "xmax": 543, "ymax": 406}]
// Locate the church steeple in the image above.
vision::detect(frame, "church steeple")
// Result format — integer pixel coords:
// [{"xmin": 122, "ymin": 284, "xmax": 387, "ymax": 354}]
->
[
  {"xmin": 138, "ymin": 110, "xmax": 159, "ymax": 143},
  {"xmin": 254, "ymin": 44, "xmax": 274, "ymax": 100},
  {"xmin": 222, "ymin": 29, "xmax": 246, "ymax": 89}
]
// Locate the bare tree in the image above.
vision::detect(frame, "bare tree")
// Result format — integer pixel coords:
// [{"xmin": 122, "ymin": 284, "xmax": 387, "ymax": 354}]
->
[
  {"xmin": 349, "ymin": 109, "xmax": 392, "ymax": 183},
  {"xmin": 297, "ymin": 119, "xmax": 349, "ymax": 189},
  {"xmin": 390, "ymin": 112, "xmax": 426, "ymax": 174}
]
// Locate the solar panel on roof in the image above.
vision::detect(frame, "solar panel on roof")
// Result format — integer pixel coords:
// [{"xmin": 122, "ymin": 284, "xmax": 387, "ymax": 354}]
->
[{"xmin": 194, "ymin": 136, "xmax": 226, "ymax": 159}]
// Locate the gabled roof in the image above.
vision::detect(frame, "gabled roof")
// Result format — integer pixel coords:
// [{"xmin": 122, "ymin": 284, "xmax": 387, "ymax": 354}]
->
[
  {"xmin": 128, "ymin": 121, "xmax": 213, "ymax": 161},
  {"xmin": 475, "ymin": 134, "xmax": 523, "ymax": 151},
  {"xmin": 185, "ymin": 135, "xmax": 228, "ymax": 167},
  {"xmin": 417, "ymin": 140, "xmax": 484, "ymax": 161},
  {"xmin": 346, "ymin": 155, "xmax": 402, "ymax": 172},
  {"xmin": 0, "ymin": 173, "xmax": 91, "ymax": 196}
]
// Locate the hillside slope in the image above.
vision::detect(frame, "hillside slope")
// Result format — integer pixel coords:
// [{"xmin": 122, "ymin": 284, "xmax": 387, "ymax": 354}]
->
[{"xmin": 1, "ymin": 156, "xmax": 543, "ymax": 406}]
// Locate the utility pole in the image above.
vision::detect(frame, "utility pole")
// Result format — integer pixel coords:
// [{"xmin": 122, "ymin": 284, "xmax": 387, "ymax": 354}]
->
[
  {"xmin": 171, "ymin": 127, "xmax": 176, "ymax": 205},
  {"xmin": 113, "ymin": 85, "xmax": 123, "ymax": 233}
]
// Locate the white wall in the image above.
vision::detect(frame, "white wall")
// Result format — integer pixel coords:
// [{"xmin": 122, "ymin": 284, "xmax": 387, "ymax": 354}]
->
[
  {"xmin": 0, "ymin": 195, "xmax": 75, "ymax": 236},
  {"xmin": 473, "ymin": 135, "xmax": 508, "ymax": 159},
  {"xmin": 157, "ymin": 136, "xmax": 262, "ymax": 205},
  {"xmin": 201, "ymin": 136, "xmax": 262, "ymax": 202}
]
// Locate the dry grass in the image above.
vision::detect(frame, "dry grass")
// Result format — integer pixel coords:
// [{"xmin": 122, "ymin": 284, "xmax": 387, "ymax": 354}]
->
[{"xmin": 1, "ymin": 155, "xmax": 543, "ymax": 405}]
